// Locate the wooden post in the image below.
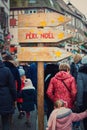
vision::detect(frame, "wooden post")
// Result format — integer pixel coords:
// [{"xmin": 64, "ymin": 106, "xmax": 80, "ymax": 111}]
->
[
  {"xmin": 17, "ymin": 13, "xmax": 72, "ymax": 130},
  {"xmin": 37, "ymin": 62, "xmax": 44, "ymax": 130},
  {"xmin": 37, "ymin": 43, "xmax": 44, "ymax": 130}
]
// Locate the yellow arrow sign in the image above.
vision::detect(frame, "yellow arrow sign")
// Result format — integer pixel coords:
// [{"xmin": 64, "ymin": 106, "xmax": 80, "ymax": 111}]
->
[
  {"xmin": 18, "ymin": 13, "xmax": 71, "ymax": 27},
  {"xmin": 18, "ymin": 28, "xmax": 72, "ymax": 43},
  {"xmin": 17, "ymin": 47, "xmax": 72, "ymax": 62}
]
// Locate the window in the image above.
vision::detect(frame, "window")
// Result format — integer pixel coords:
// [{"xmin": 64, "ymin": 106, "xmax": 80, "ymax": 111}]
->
[
  {"xmin": 14, "ymin": 11, "xmax": 18, "ymax": 15},
  {"xmin": 30, "ymin": 10, "xmax": 32, "ymax": 13},
  {"xmin": 10, "ymin": 18, "xmax": 17, "ymax": 26},
  {"xmin": 24, "ymin": 9, "xmax": 37, "ymax": 14},
  {"xmin": 0, "ymin": 7, "xmax": 4, "ymax": 13},
  {"xmin": 25, "ymin": 10, "xmax": 28, "ymax": 14},
  {"xmin": 33, "ymin": 10, "xmax": 37, "ymax": 13},
  {"xmin": 71, "ymin": 17, "xmax": 75, "ymax": 26},
  {"xmin": 29, "ymin": 10, "xmax": 37, "ymax": 14},
  {"xmin": 29, "ymin": 0, "xmax": 36, "ymax": 3}
]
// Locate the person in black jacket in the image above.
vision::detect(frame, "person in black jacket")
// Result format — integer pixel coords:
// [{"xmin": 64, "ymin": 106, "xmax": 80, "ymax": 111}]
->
[
  {"xmin": 70, "ymin": 54, "xmax": 82, "ymax": 81},
  {"xmin": 70, "ymin": 54, "xmax": 82, "ymax": 129},
  {"xmin": 1, "ymin": 51, "xmax": 21, "ymax": 92},
  {"xmin": 1, "ymin": 51, "xmax": 21, "ymax": 125},
  {"xmin": 0, "ymin": 54, "xmax": 17, "ymax": 130},
  {"xmin": 76, "ymin": 55, "xmax": 87, "ymax": 130}
]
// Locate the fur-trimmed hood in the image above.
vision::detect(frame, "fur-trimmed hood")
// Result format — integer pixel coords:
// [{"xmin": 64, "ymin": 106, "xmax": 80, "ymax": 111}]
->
[
  {"xmin": 47, "ymin": 107, "xmax": 72, "ymax": 130},
  {"xmin": 22, "ymin": 78, "xmax": 35, "ymax": 90}
]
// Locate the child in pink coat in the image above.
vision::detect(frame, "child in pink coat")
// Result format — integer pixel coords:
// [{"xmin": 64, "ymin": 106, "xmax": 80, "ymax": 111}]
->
[{"xmin": 46, "ymin": 100, "xmax": 87, "ymax": 130}]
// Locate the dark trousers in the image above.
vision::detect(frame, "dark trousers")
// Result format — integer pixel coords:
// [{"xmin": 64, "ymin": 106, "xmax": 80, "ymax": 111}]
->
[
  {"xmin": 46, "ymin": 100, "xmax": 54, "ymax": 120},
  {"xmin": 1, "ymin": 114, "xmax": 11, "ymax": 130},
  {"xmin": 83, "ymin": 118, "xmax": 87, "ymax": 130},
  {"xmin": 17, "ymin": 102, "xmax": 23, "ymax": 112},
  {"xmin": 83, "ymin": 93, "xmax": 87, "ymax": 130}
]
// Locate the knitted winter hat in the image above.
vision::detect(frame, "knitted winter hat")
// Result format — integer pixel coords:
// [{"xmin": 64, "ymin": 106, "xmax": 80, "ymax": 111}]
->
[
  {"xmin": 18, "ymin": 66, "xmax": 25, "ymax": 76},
  {"xmin": 24, "ymin": 79, "xmax": 34, "ymax": 88}
]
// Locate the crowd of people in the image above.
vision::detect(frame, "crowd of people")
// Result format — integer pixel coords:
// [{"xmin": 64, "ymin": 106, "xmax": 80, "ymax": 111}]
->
[{"xmin": 0, "ymin": 51, "xmax": 87, "ymax": 130}]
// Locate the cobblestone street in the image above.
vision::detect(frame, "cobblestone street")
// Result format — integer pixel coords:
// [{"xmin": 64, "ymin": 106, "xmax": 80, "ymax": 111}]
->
[
  {"xmin": 0, "ymin": 107, "xmax": 47, "ymax": 130},
  {"xmin": 0, "ymin": 107, "xmax": 85, "ymax": 130}
]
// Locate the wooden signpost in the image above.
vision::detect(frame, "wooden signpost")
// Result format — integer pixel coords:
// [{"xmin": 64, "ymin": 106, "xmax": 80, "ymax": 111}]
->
[
  {"xmin": 18, "ymin": 13, "xmax": 71, "ymax": 27},
  {"xmin": 17, "ymin": 12, "xmax": 72, "ymax": 130},
  {"xmin": 17, "ymin": 47, "xmax": 71, "ymax": 61},
  {"xmin": 18, "ymin": 28, "xmax": 72, "ymax": 43}
]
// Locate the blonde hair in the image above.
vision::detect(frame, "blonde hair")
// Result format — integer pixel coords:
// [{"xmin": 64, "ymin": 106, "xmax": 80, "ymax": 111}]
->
[
  {"xmin": 59, "ymin": 63, "xmax": 70, "ymax": 71},
  {"xmin": 54, "ymin": 100, "xmax": 64, "ymax": 108},
  {"xmin": 73, "ymin": 54, "xmax": 82, "ymax": 64}
]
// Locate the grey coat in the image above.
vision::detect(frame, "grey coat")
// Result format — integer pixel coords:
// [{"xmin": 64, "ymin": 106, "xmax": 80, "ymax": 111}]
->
[{"xmin": 77, "ymin": 64, "xmax": 87, "ymax": 109}]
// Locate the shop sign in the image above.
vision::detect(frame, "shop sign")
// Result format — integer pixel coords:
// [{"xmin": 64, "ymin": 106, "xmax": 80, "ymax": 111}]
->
[{"xmin": 18, "ymin": 28, "xmax": 72, "ymax": 43}]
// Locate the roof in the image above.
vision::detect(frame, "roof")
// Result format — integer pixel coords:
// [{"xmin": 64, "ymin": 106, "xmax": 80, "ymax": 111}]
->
[
  {"xmin": 10, "ymin": 0, "xmax": 87, "ymax": 26},
  {"xmin": 56, "ymin": 0, "xmax": 75, "ymax": 15},
  {"xmin": 56, "ymin": 0, "xmax": 87, "ymax": 25},
  {"xmin": 10, "ymin": 0, "xmax": 64, "ymax": 14},
  {"xmin": 67, "ymin": 2, "xmax": 87, "ymax": 24}
]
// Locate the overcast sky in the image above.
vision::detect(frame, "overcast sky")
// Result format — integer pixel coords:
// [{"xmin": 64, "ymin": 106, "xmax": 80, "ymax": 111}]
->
[{"xmin": 64, "ymin": 0, "xmax": 87, "ymax": 17}]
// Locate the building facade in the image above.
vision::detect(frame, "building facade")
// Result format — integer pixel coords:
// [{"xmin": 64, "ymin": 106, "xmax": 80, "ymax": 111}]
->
[
  {"xmin": 10, "ymin": 0, "xmax": 87, "ymax": 53},
  {"xmin": 0, "ymin": 0, "xmax": 10, "ymax": 51}
]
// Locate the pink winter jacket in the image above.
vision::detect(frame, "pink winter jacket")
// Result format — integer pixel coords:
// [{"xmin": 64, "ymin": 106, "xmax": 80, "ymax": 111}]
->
[
  {"xmin": 46, "ymin": 71, "xmax": 77, "ymax": 108},
  {"xmin": 46, "ymin": 107, "xmax": 87, "ymax": 130}
]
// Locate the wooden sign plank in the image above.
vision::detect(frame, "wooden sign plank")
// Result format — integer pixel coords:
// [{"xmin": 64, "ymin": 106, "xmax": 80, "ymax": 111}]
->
[
  {"xmin": 17, "ymin": 47, "xmax": 72, "ymax": 61},
  {"xmin": 18, "ymin": 13, "xmax": 71, "ymax": 27},
  {"xmin": 18, "ymin": 28, "xmax": 72, "ymax": 43}
]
